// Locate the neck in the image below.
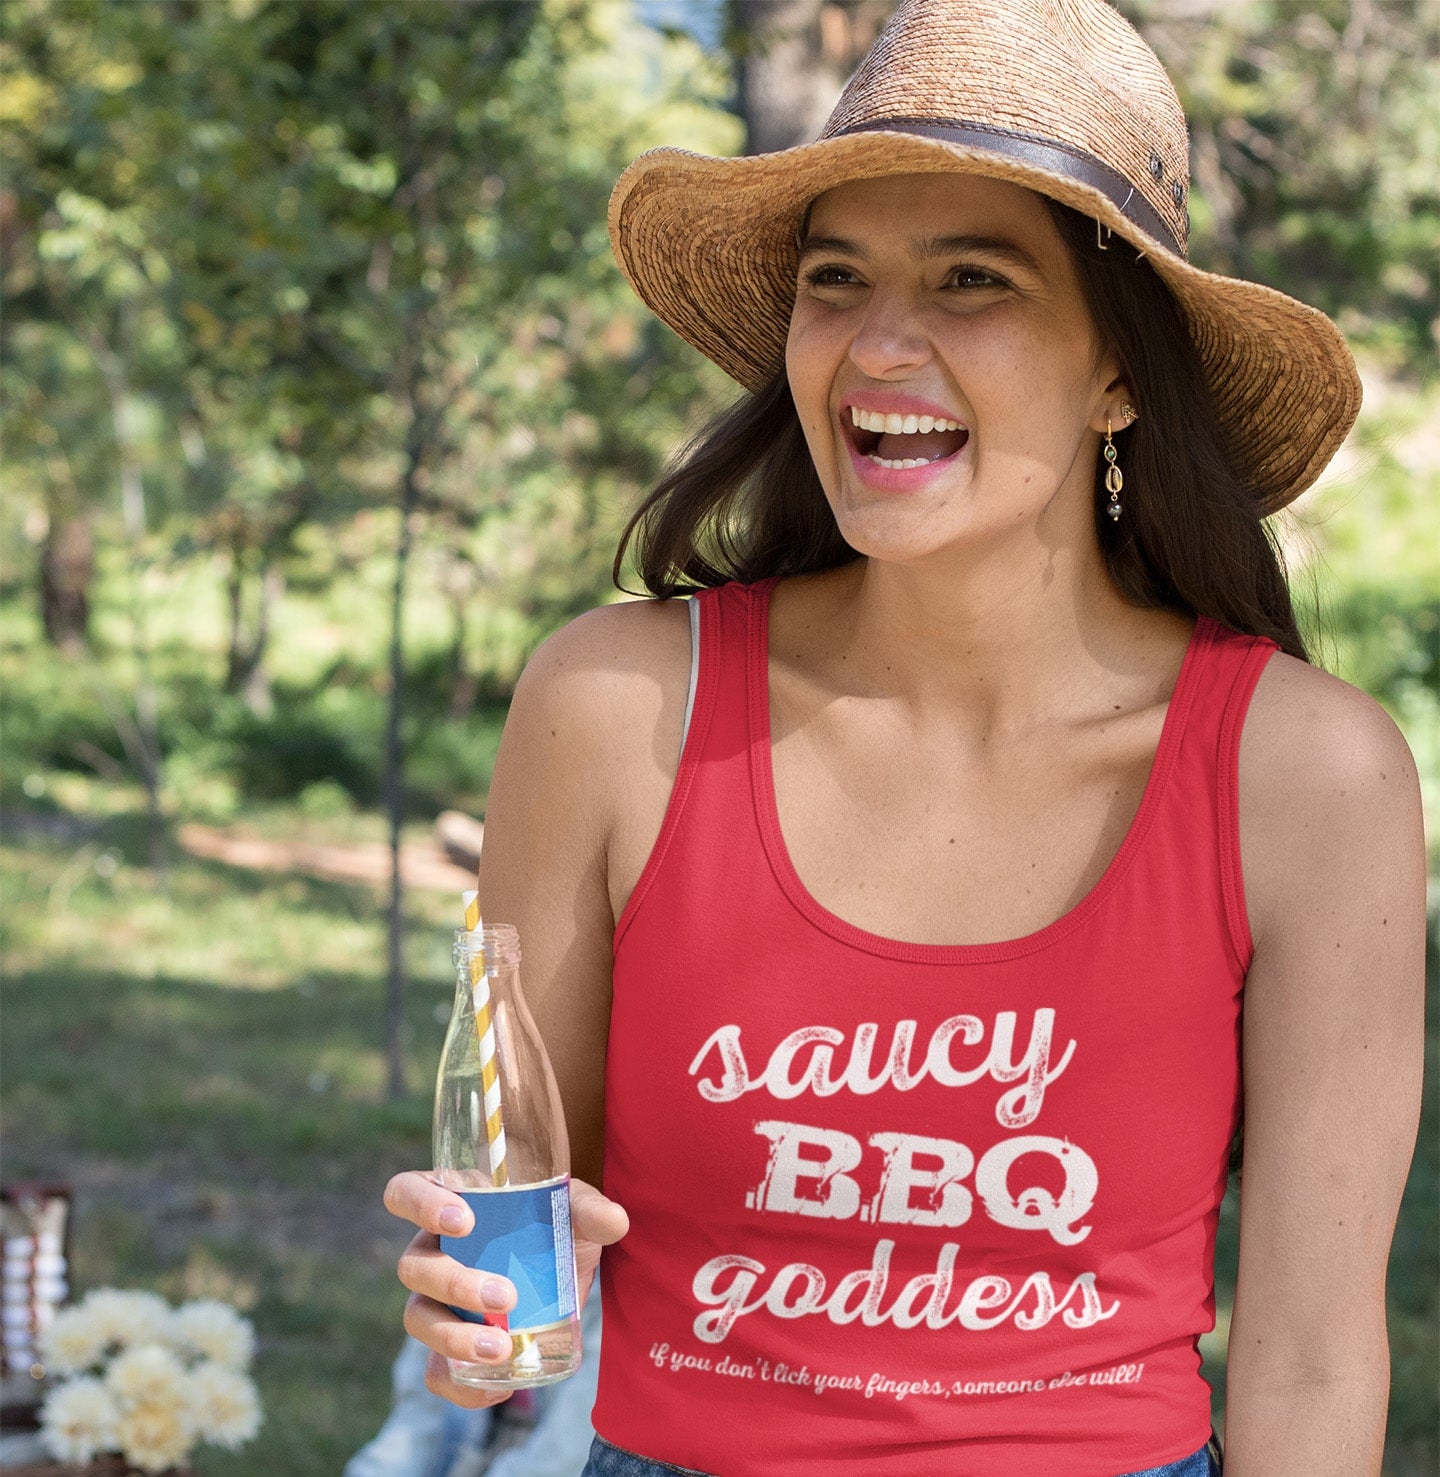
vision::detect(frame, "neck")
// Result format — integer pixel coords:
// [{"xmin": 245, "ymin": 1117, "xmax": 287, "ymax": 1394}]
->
[{"xmin": 813, "ymin": 536, "xmax": 1161, "ymax": 734}]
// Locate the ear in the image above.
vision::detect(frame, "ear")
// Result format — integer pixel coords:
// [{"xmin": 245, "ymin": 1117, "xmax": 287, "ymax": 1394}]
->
[{"xmin": 1089, "ymin": 374, "xmax": 1138, "ymax": 435}]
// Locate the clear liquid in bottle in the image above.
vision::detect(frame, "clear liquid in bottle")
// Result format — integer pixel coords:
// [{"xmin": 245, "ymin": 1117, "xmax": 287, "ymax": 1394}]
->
[{"xmin": 433, "ymin": 926, "xmax": 581, "ymax": 1390}]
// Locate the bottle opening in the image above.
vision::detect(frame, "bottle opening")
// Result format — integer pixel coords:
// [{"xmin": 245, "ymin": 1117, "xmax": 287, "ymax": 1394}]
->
[{"xmin": 453, "ymin": 924, "xmax": 520, "ymax": 971}]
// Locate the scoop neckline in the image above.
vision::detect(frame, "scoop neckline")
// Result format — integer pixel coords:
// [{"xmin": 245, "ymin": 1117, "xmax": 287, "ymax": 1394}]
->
[{"xmin": 746, "ymin": 575, "xmax": 1214, "ymax": 964}]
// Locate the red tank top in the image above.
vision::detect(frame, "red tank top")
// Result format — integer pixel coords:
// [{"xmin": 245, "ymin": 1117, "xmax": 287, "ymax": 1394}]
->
[{"xmin": 596, "ymin": 576, "xmax": 1278, "ymax": 1477}]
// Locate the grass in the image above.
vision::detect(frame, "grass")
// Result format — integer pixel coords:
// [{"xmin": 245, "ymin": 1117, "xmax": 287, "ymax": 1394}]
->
[{"xmin": 1, "ymin": 811, "xmax": 460, "ymax": 1474}]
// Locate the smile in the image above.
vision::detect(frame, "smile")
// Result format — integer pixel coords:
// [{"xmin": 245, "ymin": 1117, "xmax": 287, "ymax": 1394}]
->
[{"xmin": 839, "ymin": 400, "xmax": 970, "ymax": 489}]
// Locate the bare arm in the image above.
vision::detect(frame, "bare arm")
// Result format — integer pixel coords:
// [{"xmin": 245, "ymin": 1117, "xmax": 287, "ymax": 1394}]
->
[
  {"xmin": 1223, "ymin": 657, "xmax": 1427, "ymax": 1475},
  {"xmin": 475, "ymin": 606, "xmax": 628, "ymax": 1188},
  {"xmin": 384, "ymin": 597, "xmax": 690, "ymax": 1407}
]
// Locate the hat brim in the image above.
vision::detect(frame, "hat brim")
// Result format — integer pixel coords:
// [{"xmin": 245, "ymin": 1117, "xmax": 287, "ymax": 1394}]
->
[{"xmin": 608, "ymin": 131, "xmax": 1361, "ymax": 516}]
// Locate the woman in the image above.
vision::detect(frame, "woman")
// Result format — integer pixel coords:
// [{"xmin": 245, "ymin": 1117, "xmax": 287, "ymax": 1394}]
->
[{"xmin": 384, "ymin": 2, "xmax": 1426, "ymax": 1474}]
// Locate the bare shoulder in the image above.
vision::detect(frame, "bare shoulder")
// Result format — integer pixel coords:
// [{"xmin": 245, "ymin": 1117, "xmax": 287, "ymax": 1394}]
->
[
  {"xmin": 511, "ymin": 596, "xmax": 692, "ymax": 752},
  {"xmin": 1236, "ymin": 649, "xmax": 1425, "ymax": 951},
  {"xmin": 507, "ymin": 595, "xmax": 693, "ymax": 841},
  {"xmin": 519, "ymin": 595, "xmax": 691, "ymax": 702},
  {"xmin": 1239, "ymin": 650, "xmax": 1421, "ymax": 803}
]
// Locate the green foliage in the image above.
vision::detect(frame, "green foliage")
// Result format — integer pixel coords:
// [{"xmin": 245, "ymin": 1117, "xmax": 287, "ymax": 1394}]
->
[
  {"xmin": 0, "ymin": 583, "xmax": 510, "ymax": 818},
  {"xmin": 1131, "ymin": 0, "xmax": 1440, "ymax": 372},
  {"xmin": 1, "ymin": 0, "xmax": 742, "ymax": 813},
  {"xmin": 1, "ymin": 0, "xmax": 739, "ymax": 698},
  {"xmin": 1279, "ymin": 376, "xmax": 1440, "ymax": 857}
]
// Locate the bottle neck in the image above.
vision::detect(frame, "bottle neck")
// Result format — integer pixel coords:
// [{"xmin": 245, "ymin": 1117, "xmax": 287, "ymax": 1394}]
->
[{"xmin": 453, "ymin": 926, "xmax": 520, "ymax": 987}]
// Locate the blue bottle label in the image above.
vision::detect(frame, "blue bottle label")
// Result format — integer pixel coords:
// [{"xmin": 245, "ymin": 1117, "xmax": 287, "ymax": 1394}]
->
[{"xmin": 440, "ymin": 1177, "xmax": 577, "ymax": 1332}]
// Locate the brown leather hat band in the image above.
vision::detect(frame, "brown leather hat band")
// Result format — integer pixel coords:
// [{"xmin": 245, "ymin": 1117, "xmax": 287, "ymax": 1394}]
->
[{"xmin": 828, "ymin": 115, "xmax": 1185, "ymax": 259}]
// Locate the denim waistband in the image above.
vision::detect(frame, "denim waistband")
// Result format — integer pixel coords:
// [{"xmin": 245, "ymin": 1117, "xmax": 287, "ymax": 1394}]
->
[{"xmin": 581, "ymin": 1432, "xmax": 1223, "ymax": 1477}]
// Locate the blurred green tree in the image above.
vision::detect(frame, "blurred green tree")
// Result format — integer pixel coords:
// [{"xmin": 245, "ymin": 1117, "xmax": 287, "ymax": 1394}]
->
[
  {"xmin": 1, "ymin": 0, "xmax": 739, "ymax": 1090},
  {"xmin": 4, "ymin": 0, "xmax": 1430, "ymax": 1093},
  {"xmin": 1135, "ymin": 0, "xmax": 1439, "ymax": 372}
]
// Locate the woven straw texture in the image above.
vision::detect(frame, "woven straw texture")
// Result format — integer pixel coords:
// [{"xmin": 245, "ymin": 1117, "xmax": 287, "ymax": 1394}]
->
[{"xmin": 608, "ymin": 0, "xmax": 1361, "ymax": 514}]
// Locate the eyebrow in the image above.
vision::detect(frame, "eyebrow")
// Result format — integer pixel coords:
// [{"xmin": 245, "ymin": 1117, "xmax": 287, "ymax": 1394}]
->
[{"xmin": 796, "ymin": 232, "xmax": 1044, "ymax": 275}]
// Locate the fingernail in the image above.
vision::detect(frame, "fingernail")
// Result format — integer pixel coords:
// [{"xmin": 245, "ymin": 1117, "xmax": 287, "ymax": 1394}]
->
[
  {"xmin": 481, "ymin": 1279, "xmax": 509, "ymax": 1309},
  {"xmin": 439, "ymin": 1206, "xmax": 467, "ymax": 1235},
  {"xmin": 474, "ymin": 1329, "xmax": 507, "ymax": 1358}
]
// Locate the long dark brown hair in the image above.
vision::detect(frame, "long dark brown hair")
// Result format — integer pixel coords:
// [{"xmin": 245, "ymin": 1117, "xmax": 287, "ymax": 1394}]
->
[{"xmin": 612, "ymin": 194, "xmax": 1319, "ymax": 661}]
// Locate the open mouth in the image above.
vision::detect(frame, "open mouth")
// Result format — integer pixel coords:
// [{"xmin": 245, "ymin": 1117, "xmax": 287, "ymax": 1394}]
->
[{"xmin": 844, "ymin": 409, "xmax": 970, "ymax": 470}]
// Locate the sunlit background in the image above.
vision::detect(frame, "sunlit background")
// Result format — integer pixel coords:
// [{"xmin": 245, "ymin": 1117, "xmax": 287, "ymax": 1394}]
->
[{"xmin": 1, "ymin": 1, "xmax": 1435, "ymax": 1471}]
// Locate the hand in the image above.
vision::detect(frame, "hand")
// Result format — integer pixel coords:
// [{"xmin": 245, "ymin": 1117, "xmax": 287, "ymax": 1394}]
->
[{"xmin": 384, "ymin": 1170, "xmax": 630, "ymax": 1409}]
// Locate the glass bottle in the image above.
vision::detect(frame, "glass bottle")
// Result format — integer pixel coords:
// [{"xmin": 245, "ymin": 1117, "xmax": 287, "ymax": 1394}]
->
[{"xmin": 433, "ymin": 925, "xmax": 580, "ymax": 1390}]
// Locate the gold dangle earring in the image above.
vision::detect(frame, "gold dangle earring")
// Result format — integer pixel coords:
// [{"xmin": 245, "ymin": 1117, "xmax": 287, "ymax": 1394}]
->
[
  {"xmin": 1103, "ymin": 418, "xmax": 1123, "ymax": 521},
  {"xmin": 1103, "ymin": 403, "xmax": 1135, "ymax": 522}
]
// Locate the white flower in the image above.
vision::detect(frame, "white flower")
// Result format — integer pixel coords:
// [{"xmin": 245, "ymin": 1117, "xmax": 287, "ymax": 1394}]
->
[
  {"xmin": 116, "ymin": 1398, "xmax": 195, "ymax": 1473},
  {"xmin": 39, "ymin": 1305, "xmax": 109, "ymax": 1376},
  {"xmin": 170, "ymin": 1298, "xmax": 255, "ymax": 1370},
  {"xmin": 39, "ymin": 1375, "xmax": 121, "ymax": 1464},
  {"xmin": 36, "ymin": 1287, "xmax": 262, "ymax": 1468},
  {"xmin": 186, "ymin": 1361, "xmax": 262, "ymax": 1449},
  {"xmin": 106, "ymin": 1343, "xmax": 187, "ymax": 1405},
  {"xmin": 82, "ymin": 1288, "xmax": 172, "ymax": 1350}
]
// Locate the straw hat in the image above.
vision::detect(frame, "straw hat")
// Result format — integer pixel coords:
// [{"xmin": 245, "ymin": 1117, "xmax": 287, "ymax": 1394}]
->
[{"xmin": 608, "ymin": 0, "xmax": 1361, "ymax": 515}]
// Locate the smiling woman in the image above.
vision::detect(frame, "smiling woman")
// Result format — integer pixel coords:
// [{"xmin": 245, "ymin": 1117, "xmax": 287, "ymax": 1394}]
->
[
  {"xmin": 615, "ymin": 169, "xmax": 1290, "ymax": 652},
  {"xmin": 788, "ymin": 174, "xmax": 1118, "ymax": 540},
  {"xmin": 381, "ymin": 2, "xmax": 1427, "ymax": 1475}
]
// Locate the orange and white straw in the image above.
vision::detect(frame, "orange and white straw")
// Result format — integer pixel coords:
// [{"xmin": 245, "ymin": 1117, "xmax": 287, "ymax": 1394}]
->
[{"xmin": 461, "ymin": 891, "xmax": 508, "ymax": 1188}]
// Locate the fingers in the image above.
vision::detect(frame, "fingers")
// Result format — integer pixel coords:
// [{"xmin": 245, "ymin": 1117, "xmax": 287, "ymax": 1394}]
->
[
  {"xmin": 401, "ymin": 1264, "xmax": 517, "ymax": 1412},
  {"xmin": 383, "ymin": 1169, "xmax": 475, "ymax": 1237},
  {"xmin": 384, "ymin": 1171, "xmax": 629, "ymax": 1251},
  {"xmin": 387, "ymin": 1172, "xmax": 625, "ymax": 1409},
  {"xmin": 570, "ymin": 1180, "xmax": 628, "ymax": 1314},
  {"xmin": 570, "ymin": 1178, "xmax": 629, "ymax": 1248},
  {"xmin": 396, "ymin": 1229, "xmax": 517, "ymax": 1321},
  {"xmin": 405, "ymin": 1293, "xmax": 514, "ymax": 1367}
]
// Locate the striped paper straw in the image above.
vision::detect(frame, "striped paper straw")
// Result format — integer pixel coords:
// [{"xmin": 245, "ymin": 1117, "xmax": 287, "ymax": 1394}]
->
[
  {"xmin": 459, "ymin": 895, "xmax": 538, "ymax": 1367},
  {"xmin": 461, "ymin": 891, "xmax": 508, "ymax": 1189}
]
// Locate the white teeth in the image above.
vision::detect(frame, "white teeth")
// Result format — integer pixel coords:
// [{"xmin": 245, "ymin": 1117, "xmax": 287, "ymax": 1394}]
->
[
  {"xmin": 848, "ymin": 407, "xmax": 964, "ymax": 433},
  {"xmin": 866, "ymin": 454, "xmax": 934, "ymax": 469}
]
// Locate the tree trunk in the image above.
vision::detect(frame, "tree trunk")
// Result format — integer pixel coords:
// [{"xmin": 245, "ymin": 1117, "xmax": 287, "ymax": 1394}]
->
[
  {"xmin": 729, "ymin": 0, "xmax": 890, "ymax": 153},
  {"xmin": 88, "ymin": 312, "xmax": 166, "ymax": 875},
  {"xmin": 241, "ymin": 563, "xmax": 282, "ymax": 718},
  {"xmin": 223, "ymin": 542, "xmax": 249, "ymax": 693},
  {"xmin": 446, "ymin": 586, "xmax": 481, "ymax": 719},
  {"xmin": 40, "ymin": 510, "xmax": 93, "ymax": 653},
  {"xmin": 384, "ymin": 432, "xmax": 423, "ymax": 1103},
  {"xmin": 226, "ymin": 549, "xmax": 280, "ymax": 718}
]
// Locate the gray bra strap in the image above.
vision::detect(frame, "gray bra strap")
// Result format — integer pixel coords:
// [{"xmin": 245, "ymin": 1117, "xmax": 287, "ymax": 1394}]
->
[{"xmin": 680, "ymin": 595, "xmax": 700, "ymax": 754}]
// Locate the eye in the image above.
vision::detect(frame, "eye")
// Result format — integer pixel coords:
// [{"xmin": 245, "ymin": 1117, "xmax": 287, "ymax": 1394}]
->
[
  {"xmin": 946, "ymin": 265, "xmax": 1008, "ymax": 290},
  {"xmin": 800, "ymin": 263, "xmax": 860, "ymax": 288}
]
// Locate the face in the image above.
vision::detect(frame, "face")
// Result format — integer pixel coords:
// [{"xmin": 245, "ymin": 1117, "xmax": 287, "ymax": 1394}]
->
[{"xmin": 785, "ymin": 172, "xmax": 1129, "ymax": 565}]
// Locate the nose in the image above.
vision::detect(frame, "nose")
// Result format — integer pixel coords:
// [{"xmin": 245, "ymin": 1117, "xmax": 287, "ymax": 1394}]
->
[{"xmin": 846, "ymin": 287, "xmax": 932, "ymax": 379}]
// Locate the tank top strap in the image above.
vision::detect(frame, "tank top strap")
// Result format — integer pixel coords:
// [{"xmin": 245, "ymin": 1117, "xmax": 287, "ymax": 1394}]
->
[
  {"xmin": 695, "ymin": 576, "xmax": 766, "ymax": 758},
  {"xmin": 1160, "ymin": 613, "xmax": 1281, "ymax": 976},
  {"xmin": 611, "ymin": 578, "xmax": 765, "ymax": 954}
]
